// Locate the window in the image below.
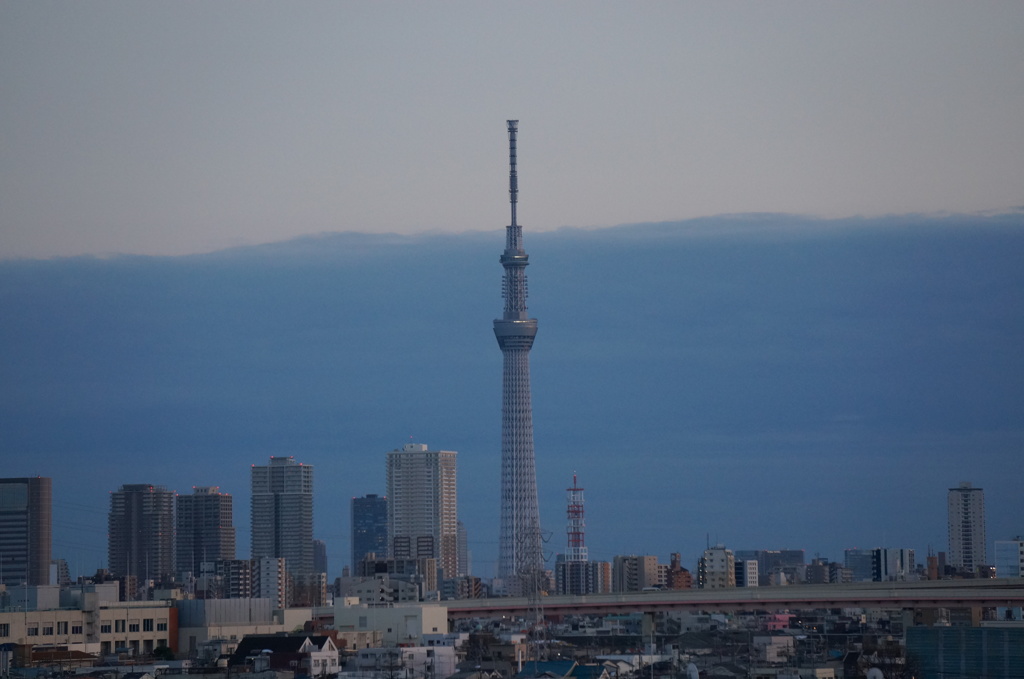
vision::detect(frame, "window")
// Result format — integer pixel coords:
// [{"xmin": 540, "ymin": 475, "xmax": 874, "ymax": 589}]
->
[
  {"xmin": 157, "ymin": 622, "xmax": 167, "ymax": 632},
  {"xmin": 143, "ymin": 619, "xmax": 153, "ymax": 632},
  {"xmin": 101, "ymin": 624, "xmax": 112, "ymax": 634},
  {"xmin": 115, "ymin": 620, "xmax": 126, "ymax": 633},
  {"xmin": 72, "ymin": 625, "xmax": 83, "ymax": 635},
  {"xmin": 129, "ymin": 623, "xmax": 140, "ymax": 633},
  {"xmin": 42, "ymin": 626, "xmax": 54, "ymax": 635},
  {"xmin": 57, "ymin": 621, "xmax": 68, "ymax": 634},
  {"xmin": 0, "ymin": 623, "xmax": 9, "ymax": 637},
  {"xmin": 27, "ymin": 627, "xmax": 39, "ymax": 636}
]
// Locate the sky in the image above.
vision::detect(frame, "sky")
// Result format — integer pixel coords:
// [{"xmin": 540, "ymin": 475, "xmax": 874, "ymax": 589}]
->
[
  {"xmin": 1, "ymin": 3, "xmax": 1022, "ymax": 582},
  {"xmin": 2, "ymin": 2, "xmax": 1024, "ymax": 259}
]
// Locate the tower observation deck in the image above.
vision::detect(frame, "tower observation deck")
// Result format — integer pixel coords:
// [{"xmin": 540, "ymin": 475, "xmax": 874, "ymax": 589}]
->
[{"xmin": 494, "ymin": 120, "xmax": 543, "ymax": 595}]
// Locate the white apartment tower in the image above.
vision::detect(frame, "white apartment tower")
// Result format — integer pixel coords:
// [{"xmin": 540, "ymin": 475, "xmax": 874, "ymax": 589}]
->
[
  {"xmin": 699, "ymin": 545, "xmax": 737, "ymax": 589},
  {"xmin": 251, "ymin": 456, "xmax": 314, "ymax": 575},
  {"xmin": 386, "ymin": 443, "xmax": 458, "ymax": 580},
  {"xmin": 948, "ymin": 481, "xmax": 987, "ymax": 572}
]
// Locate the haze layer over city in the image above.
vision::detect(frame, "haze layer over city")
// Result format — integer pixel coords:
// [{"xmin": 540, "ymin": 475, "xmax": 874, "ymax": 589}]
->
[{"xmin": 2, "ymin": 2, "xmax": 1023, "ymax": 581}]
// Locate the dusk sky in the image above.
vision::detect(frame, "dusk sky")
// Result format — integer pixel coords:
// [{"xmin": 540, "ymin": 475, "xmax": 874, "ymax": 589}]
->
[
  {"xmin": 1, "ymin": 3, "xmax": 1023, "ymax": 581},
  {"xmin": 2, "ymin": 2, "xmax": 1023, "ymax": 258}
]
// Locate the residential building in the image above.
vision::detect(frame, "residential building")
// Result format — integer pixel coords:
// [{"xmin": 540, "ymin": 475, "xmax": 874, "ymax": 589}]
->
[
  {"xmin": 351, "ymin": 494, "xmax": 388, "ymax": 569},
  {"xmin": 254, "ymin": 556, "xmax": 286, "ymax": 608},
  {"xmin": 611, "ymin": 555, "xmax": 659, "ymax": 592},
  {"xmin": 698, "ymin": 545, "xmax": 736, "ymax": 589},
  {"xmin": 176, "ymin": 486, "xmax": 235, "ymax": 578},
  {"xmin": 948, "ymin": 481, "xmax": 987, "ymax": 572},
  {"xmin": 108, "ymin": 484, "xmax": 175, "ymax": 585},
  {"xmin": 736, "ymin": 559, "xmax": 759, "ymax": 587},
  {"xmin": 386, "ymin": 443, "xmax": 459, "ymax": 581},
  {"xmin": 251, "ymin": 456, "xmax": 314, "ymax": 575},
  {"xmin": 665, "ymin": 553, "xmax": 693, "ymax": 589},
  {"xmin": 0, "ymin": 477, "xmax": 51, "ymax": 587}
]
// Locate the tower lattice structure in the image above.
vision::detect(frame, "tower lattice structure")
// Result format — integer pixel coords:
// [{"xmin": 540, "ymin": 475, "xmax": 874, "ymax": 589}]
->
[
  {"xmin": 494, "ymin": 120, "xmax": 543, "ymax": 594},
  {"xmin": 565, "ymin": 474, "xmax": 587, "ymax": 563}
]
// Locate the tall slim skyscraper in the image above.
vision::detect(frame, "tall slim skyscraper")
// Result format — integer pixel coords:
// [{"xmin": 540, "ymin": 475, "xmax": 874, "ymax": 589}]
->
[
  {"xmin": 351, "ymin": 494, "xmax": 388, "ymax": 570},
  {"xmin": 176, "ymin": 486, "xmax": 235, "ymax": 577},
  {"xmin": 386, "ymin": 443, "xmax": 458, "ymax": 580},
  {"xmin": 251, "ymin": 456, "xmax": 314, "ymax": 575},
  {"xmin": 493, "ymin": 120, "xmax": 543, "ymax": 593},
  {"xmin": 108, "ymin": 483, "xmax": 175, "ymax": 584},
  {"xmin": 0, "ymin": 477, "xmax": 52, "ymax": 587},
  {"xmin": 948, "ymin": 481, "xmax": 987, "ymax": 572}
]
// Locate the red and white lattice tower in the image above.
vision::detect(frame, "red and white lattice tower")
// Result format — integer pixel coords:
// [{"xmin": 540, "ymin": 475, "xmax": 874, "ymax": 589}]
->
[{"xmin": 566, "ymin": 474, "xmax": 587, "ymax": 563}]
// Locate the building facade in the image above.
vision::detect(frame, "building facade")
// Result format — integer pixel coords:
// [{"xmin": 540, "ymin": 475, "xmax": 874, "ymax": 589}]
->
[
  {"xmin": 873, "ymin": 547, "xmax": 916, "ymax": 581},
  {"xmin": 698, "ymin": 545, "xmax": 736, "ymax": 589},
  {"xmin": 176, "ymin": 486, "xmax": 235, "ymax": 579},
  {"xmin": 995, "ymin": 538, "xmax": 1024, "ymax": 578},
  {"xmin": 948, "ymin": 481, "xmax": 987, "ymax": 572},
  {"xmin": 251, "ymin": 456, "xmax": 314, "ymax": 576},
  {"xmin": 0, "ymin": 477, "xmax": 51, "ymax": 587},
  {"xmin": 386, "ymin": 444, "xmax": 458, "ymax": 581},
  {"xmin": 351, "ymin": 494, "xmax": 388, "ymax": 570},
  {"xmin": 611, "ymin": 555, "xmax": 659, "ymax": 593},
  {"xmin": 108, "ymin": 484, "xmax": 175, "ymax": 585}
]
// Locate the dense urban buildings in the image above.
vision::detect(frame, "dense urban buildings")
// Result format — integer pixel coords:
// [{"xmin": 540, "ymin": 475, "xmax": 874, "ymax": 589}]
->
[
  {"xmin": 107, "ymin": 483, "xmax": 175, "ymax": 586},
  {"xmin": 995, "ymin": 538, "xmax": 1024, "ymax": 578},
  {"xmin": 351, "ymin": 493, "xmax": 388, "ymax": 570},
  {"xmin": 0, "ymin": 476, "xmax": 51, "ymax": 587},
  {"xmin": 385, "ymin": 443, "xmax": 458, "ymax": 580},
  {"xmin": 493, "ymin": 120, "xmax": 543, "ymax": 595},
  {"xmin": 175, "ymin": 486, "xmax": 235, "ymax": 578},
  {"xmin": 948, "ymin": 481, "xmax": 987, "ymax": 572},
  {"xmin": 251, "ymin": 456, "xmax": 314, "ymax": 576}
]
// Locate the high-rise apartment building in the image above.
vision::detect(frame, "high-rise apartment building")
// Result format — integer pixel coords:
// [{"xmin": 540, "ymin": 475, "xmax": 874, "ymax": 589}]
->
[
  {"xmin": 176, "ymin": 486, "xmax": 235, "ymax": 578},
  {"xmin": 108, "ymin": 483, "xmax": 175, "ymax": 584},
  {"xmin": 251, "ymin": 456, "xmax": 314, "ymax": 575},
  {"xmin": 948, "ymin": 481, "xmax": 987, "ymax": 572},
  {"xmin": 494, "ymin": 121, "xmax": 543, "ymax": 594},
  {"xmin": 0, "ymin": 477, "xmax": 52, "ymax": 587},
  {"xmin": 386, "ymin": 443, "xmax": 458, "ymax": 580},
  {"xmin": 351, "ymin": 494, "xmax": 388, "ymax": 570}
]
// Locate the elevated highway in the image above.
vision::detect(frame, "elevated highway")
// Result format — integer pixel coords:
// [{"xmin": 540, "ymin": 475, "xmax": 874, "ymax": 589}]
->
[{"xmin": 446, "ymin": 578, "xmax": 1024, "ymax": 619}]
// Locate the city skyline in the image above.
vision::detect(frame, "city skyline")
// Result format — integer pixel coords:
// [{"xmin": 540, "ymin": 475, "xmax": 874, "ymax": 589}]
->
[{"xmin": 2, "ymin": 211, "xmax": 1021, "ymax": 581}]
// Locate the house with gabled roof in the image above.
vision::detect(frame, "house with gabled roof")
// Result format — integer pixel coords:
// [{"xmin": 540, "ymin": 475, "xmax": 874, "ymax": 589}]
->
[{"xmin": 228, "ymin": 634, "xmax": 339, "ymax": 677}]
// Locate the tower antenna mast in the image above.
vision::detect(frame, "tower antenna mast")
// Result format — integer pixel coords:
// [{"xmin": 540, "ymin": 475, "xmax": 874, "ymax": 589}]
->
[{"xmin": 494, "ymin": 120, "xmax": 542, "ymax": 596}]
